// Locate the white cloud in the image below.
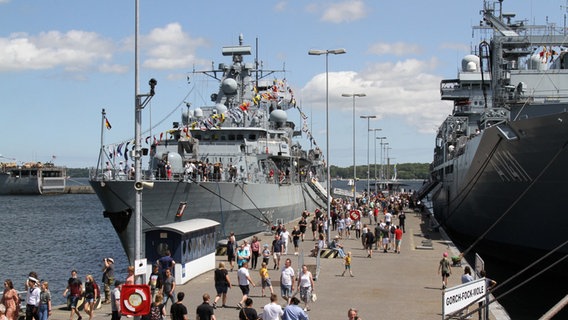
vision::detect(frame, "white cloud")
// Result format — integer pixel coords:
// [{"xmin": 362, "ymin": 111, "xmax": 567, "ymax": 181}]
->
[
  {"xmin": 319, "ymin": 0, "xmax": 368, "ymax": 23},
  {"xmin": 0, "ymin": 30, "xmax": 115, "ymax": 72},
  {"xmin": 142, "ymin": 23, "xmax": 209, "ymax": 70},
  {"xmin": 368, "ymin": 42, "xmax": 423, "ymax": 56},
  {"xmin": 301, "ymin": 57, "xmax": 452, "ymax": 134}
]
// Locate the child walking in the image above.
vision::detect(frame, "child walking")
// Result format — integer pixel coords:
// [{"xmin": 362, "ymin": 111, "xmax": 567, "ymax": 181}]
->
[
  {"xmin": 341, "ymin": 252, "xmax": 354, "ymax": 277},
  {"xmin": 259, "ymin": 262, "xmax": 274, "ymax": 297}
]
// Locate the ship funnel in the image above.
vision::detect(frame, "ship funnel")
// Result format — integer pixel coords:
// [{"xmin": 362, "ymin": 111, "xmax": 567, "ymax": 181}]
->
[{"xmin": 134, "ymin": 181, "xmax": 154, "ymax": 191}]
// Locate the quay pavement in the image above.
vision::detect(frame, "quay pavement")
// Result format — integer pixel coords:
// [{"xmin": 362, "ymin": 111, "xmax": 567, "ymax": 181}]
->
[{"xmin": 52, "ymin": 207, "xmax": 509, "ymax": 319}]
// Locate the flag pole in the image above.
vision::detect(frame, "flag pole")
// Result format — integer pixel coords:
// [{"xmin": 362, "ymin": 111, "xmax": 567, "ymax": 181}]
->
[{"xmin": 97, "ymin": 108, "xmax": 106, "ymax": 176}]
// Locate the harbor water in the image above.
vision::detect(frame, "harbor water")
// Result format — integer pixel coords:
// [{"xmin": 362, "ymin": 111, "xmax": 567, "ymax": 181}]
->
[{"xmin": 0, "ymin": 193, "xmax": 127, "ymax": 306}]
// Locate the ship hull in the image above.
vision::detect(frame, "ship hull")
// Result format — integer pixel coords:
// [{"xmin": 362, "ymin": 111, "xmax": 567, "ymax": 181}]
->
[
  {"xmin": 0, "ymin": 168, "xmax": 66, "ymax": 195},
  {"xmin": 431, "ymin": 111, "xmax": 568, "ymax": 261},
  {"xmin": 90, "ymin": 179, "xmax": 325, "ymax": 261}
]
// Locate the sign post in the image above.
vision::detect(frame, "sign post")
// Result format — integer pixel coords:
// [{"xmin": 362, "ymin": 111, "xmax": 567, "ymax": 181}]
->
[{"xmin": 442, "ymin": 278, "xmax": 486, "ymax": 319}]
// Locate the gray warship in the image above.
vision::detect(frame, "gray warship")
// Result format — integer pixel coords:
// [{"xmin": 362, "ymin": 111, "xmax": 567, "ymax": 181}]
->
[
  {"xmin": 89, "ymin": 35, "xmax": 327, "ymax": 262},
  {"xmin": 419, "ymin": 1, "xmax": 568, "ymax": 263}
]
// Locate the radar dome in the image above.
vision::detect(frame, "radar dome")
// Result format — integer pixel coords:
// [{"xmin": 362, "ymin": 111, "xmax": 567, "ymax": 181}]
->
[
  {"xmin": 270, "ymin": 109, "xmax": 287, "ymax": 123},
  {"xmin": 194, "ymin": 108, "xmax": 203, "ymax": 118},
  {"xmin": 461, "ymin": 55, "xmax": 480, "ymax": 72},
  {"xmin": 215, "ymin": 103, "xmax": 228, "ymax": 114},
  {"xmin": 221, "ymin": 78, "xmax": 238, "ymax": 95},
  {"xmin": 166, "ymin": 152, "xmax": 183, "ymax": 173}
]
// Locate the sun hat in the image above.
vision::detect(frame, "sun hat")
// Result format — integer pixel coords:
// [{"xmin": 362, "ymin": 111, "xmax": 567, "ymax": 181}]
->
[{"xmin": 443, "ymin": 252, "xmax": 448, "ymax": 257}]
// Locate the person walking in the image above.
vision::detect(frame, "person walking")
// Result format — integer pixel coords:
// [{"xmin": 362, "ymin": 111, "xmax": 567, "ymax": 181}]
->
[
  {"xmin": 38, "ymin": 281, "xmax": 51, "ymax": 320},
  {"xmin": 438, "ymin": 252, "xmax": 452, "ymax": 289},
  {"xmin": 291, "ymin": 226, "xmax": 301, "ymax": 256},
  {"xmin": 297, "ymin": 265, "xmax": 314, "ymax": 312},
  {"xmin": 148, "ymin": 264, "xmax": 162, "ymax": 302},
  {"xmin": 238, "ymin": 298, "xmax": 259, "ymax": 320},
  {"xmin": 62, "ymin": 270, "xmax": 82, "ymax": 320},
  {"xmin": 83, "ymin": 275, "xmax": 98, "ymax": 320},
  {"xmin": 280, "ymin": 259, "xmax": 295, "ymax": 304},
  {"xmin": 157, "ymin": 250, "xmax": 175, "ymax": 278},
  {"xmin": 236, "ymin": 261, "xmax": 256, "ymax": 310},
  {"xmin": 25, "ymin": 273, "xmax": 41, "ymax": 320},
  {"xmin": 162, "ymin": 269, "xmax": 176, "ymax": 310},
  {"xmin": 341, "ymin": 252, "xmax": 354, "ymax": 277},
  {"xmin": 394, "ymin": 225, "xmax": 403, "ymax": 254},
  {"xmin": 261, "ymin": 294, "xmax": 283, "ymax": 320},
  {"xmin": 170, "ymin": 292, "xmax": 188, "ymax": 320},
  {"xmin": 101, "ymin": 258, "xmax": 115, "ymax": 304},
  {"xmin": 148, "ymin": 294, "xmax": 166, "ymax": 320},
  {"xmin": 227, "ymin": 233, "xmax": 236, "ymax": 272},
  {"xmin": 2, "ymin": 279, "xmax": 20, "ymax": 320},
  {"xmin": 195, "ymin": 293, "xmax": 215, "ymax": 320},
  {"xmin": 271, "ymin": 235, "xmax": 284, "ymax": 270},
  {"xmin": 398, "ymin": 211, "xmax": 406, "ymax": 233},
  {"xmin": 460, "ymin": 266, "xmax": 474, "ymax": 317},
  {"xmin": 282, "ymin": 297, "xmax": 308, "ymax": 320},
  {"xmin": 259, "ymin": 262, "xmax": 274, "ymax": 297},
  {"xmin": 250, "ymin": 236, "xmax": 261, "ymax": 270},
  {"xmin": 212, "ymin": 262, "xmax": 231, "ymax": 308}
]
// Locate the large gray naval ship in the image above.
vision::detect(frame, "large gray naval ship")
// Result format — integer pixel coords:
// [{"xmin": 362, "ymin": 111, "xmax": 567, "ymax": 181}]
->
[
  {"xmin": 90, "ymin": 35, "xmax": 327, "ymax": 262},
  {"xmin": 419, "ymin": 1, "xmax": 568, "ymax": 264}
]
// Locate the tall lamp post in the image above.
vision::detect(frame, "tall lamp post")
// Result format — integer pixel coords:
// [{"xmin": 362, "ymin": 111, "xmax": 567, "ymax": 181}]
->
[
  {"xmin": 309, "ymin": 48, "xmax": 346, "ymax": 244},
  {"xmin": 377, "ymin": 137, "xmax": 387, "ymax": 181},
  {"xmin": 369, "ymin": 128, "xmax": 382, "ymax": 180},
  {"xmin": 341, "ymin": 93, "xmax": 366, "ymax": 206},
  {"xmin": 374, "ymin": 134, "xmax": 386, "ymax": 180},
  {"xmin": 360, "ymin": 115, "xmax": 376, "ymax": 201}
]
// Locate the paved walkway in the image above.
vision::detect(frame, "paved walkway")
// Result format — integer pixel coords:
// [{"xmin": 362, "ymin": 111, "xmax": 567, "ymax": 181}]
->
[{"xmin": 52, "ymin": 208, "xmax": 509, "ymax": 319}]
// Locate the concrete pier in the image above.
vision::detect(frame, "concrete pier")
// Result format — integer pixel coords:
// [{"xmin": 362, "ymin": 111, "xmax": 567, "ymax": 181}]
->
[{"xmin": 51, "ymin": 207, "xmax": 509, "ymax": 319}]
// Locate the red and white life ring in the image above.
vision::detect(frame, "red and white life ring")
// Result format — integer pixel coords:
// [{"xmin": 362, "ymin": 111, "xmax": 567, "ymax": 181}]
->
[
  {"xmin": 349, "ymin": 210, "xmax": 361, "ymax": 220},
  {"xmin": 120, "ymin": 285, "xmax": 151, "ymax": 316}
]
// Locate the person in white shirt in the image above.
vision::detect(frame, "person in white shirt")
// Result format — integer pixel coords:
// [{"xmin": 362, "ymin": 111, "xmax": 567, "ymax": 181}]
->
[
  {"xmin": 25, "ymin": 274, "xmax": 41, "ymax": 320},
  {"xmin": 237, "ymin": 261, "xmax": 255, "ymax": 310},
  {"xmin": 262, "ymin": 293, "xmax": 284, "ymax": 320},
  {"xmin": 279, "ymin": 227, "xmax": 290, "ymax": 255},
  {"xmin": 280, "ymin": 259, "xmax": 295, "ymax": 303}
]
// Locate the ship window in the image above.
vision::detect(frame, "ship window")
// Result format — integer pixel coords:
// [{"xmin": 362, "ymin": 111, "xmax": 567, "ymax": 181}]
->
[
  {"xmin": 237, "ymin": 134, "xmax": 244, "ymax": 140},
  {"xmin": 220, "ymin": 135, "xmax": 226, "ymax": 141},
  {"xmin": 203, "ymin": 134, "xmax": 210, "ymax": 141},
  {"xmin": 212, "ymin": 134, "xmax": 219, "ymax": 140},
  {"xmin": 195, "ymin": 134, "xmax": 202, "ymax": 140},
  {"xmin": 248, "ymin": 134, "xmax": 257, "ymax": 140}
]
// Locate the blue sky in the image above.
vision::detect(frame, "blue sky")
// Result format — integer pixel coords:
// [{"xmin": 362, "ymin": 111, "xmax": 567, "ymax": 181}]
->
[{"xmin": 0, "ymin": 0, "xmax": 563, "ymax": 168}]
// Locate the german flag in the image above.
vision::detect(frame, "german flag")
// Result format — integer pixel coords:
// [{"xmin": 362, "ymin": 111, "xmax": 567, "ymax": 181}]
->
[{"xmin": 104, "ymin": 117, "xmax": 112, "ymax": 130}]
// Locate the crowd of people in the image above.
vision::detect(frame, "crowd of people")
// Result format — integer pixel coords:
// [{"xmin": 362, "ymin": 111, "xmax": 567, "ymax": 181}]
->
[{"xmin": 0, "ymin": 190, "xmax": 495, "ymax": 320}]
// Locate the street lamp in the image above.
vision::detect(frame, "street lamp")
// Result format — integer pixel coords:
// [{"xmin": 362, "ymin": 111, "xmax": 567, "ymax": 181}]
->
[
  {"xmin": 382, "ymin": 142, "xmax": 389, "ymax": 181},
  {"xmin": 309, "ymin": 48, "xmax": 346, "ymax": 244},
  {"xmin": 341, "ymin": 93, "xmax": 366, "ymax": 206},
  {"xmin": 377, "ymin": 137, "xmax": 387, "ymax": 181},
  {"xmin": 360, "ymin": 115, "xmax": 376, "ymax": 202},
  {"xmin": 369, "ymin": 129, "xmax": 382, "ymax": 180}
]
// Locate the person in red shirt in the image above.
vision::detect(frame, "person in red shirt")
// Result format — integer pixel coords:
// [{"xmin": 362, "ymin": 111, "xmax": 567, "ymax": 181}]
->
[{"xmin": 394, "ymin": 225, "xmax": 403, "ymax": 254}]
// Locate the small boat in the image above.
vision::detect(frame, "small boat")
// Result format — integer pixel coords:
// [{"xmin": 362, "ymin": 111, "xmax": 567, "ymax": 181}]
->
[{"xmin": 0, "ymin": 161, "xmax": 67, "ymax": 195}]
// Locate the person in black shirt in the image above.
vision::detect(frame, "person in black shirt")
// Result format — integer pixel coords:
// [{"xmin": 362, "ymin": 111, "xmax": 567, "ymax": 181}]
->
[
  {"xmin": 170, "ymin": 292, "xmax": 188, "ymax": 320},
  {"xmin": 238, "ymin": 298, "xmax": 258, "ymax": 320},
  {"xmin": 195, "ymin": 293, "xmax": 215, "ymax": 320}
]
